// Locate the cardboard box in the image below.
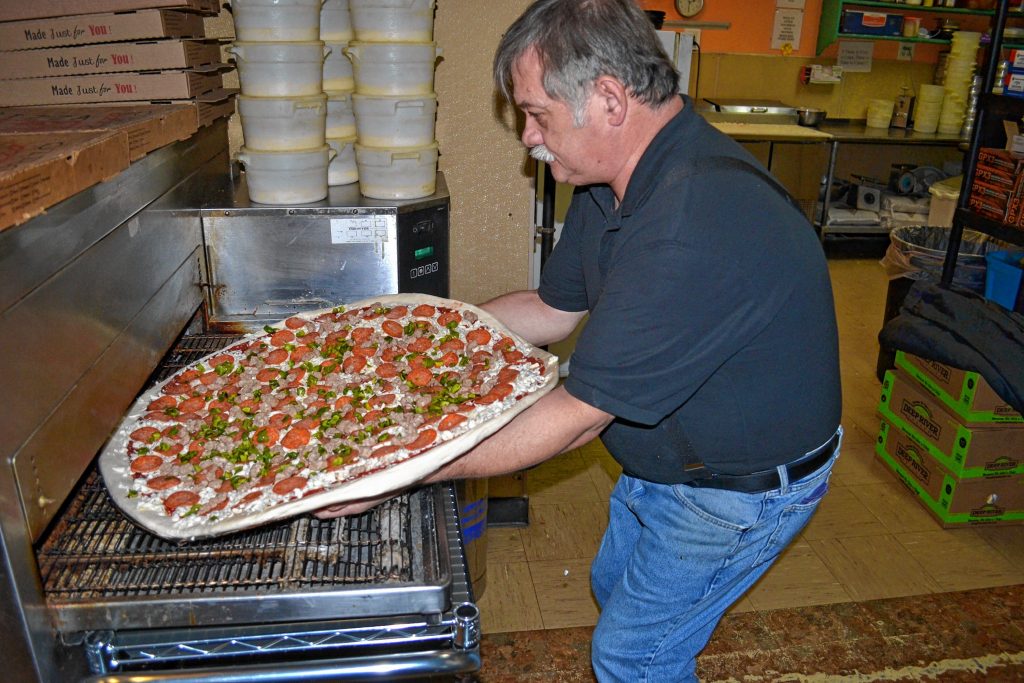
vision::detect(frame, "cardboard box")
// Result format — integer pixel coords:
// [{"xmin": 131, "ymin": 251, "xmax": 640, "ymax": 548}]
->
[
  {"xmin": 878, "ymin": 370, "xmax": 1024, "ymax": 478},
  {"xmin": 876, "ymin": 416, "xmax": 1024, "ymax": 527},
  {"xmin": 0, "ymin": 130, "xmax": 129, "ymax": 232},
  {"xmin": 895, "ymin": 351, "xmax": 1023, "ymax": 424},
  {"xmin": 0, "ymin": 104, "xmax": 197, "ymax": 161},
  {"xmin": 977, "ymin": 147, "xmax": 1024, "ymax": 176},
  {"xmin": 974, "ymin": 163, "xmax": 1017, "ymax": 190},
  {"xmin": 0, "ymin": 68, "xmax": 224, "ymax": 106},
  {"xmin": 0, "ymin": 39, "xmax": 222, "ymax": 79},
  {"xmin": 193, "ymin": 88, "xmax": 236, "ymax": 127},
  {"xmin": 841, "ymin": 10, "xmax": 903, "ymax": 37},
  {"xmin": 0, "ymin": 10, "xmax": 205, "ymax": 51},
  {"xmin": 0, "ymin": 0, "xmax": 218, "ymax": 23}
]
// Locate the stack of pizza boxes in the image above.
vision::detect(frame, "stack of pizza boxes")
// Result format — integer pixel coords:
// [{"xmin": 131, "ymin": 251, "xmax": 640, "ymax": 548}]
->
[
  {"xmin": 0, "ymin": 0, "xmax": 232, "ymax": 122},
  {"xmin": 970, "ymin": 147, "xmax": 1024, "ymax": 232},
  {"xmin": 875, "ymin": 354, "xmax": 1024, "ymax": 528}
]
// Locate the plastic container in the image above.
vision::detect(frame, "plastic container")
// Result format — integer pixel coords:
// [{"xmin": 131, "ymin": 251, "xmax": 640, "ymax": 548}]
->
[
  {"xmin": 237, "ymin": 145, "xmax": 335, "ymax": 204},
  {"xmin": 352, "ymin": 93, "xmax": 436, "ymax": 147},
  {"xmin": 866, "ymin": 99, "xmax": 894, "ymax": 128},
  {"xmin": 349, "ymin": 0, "xmax": 436, "ymax": 42},
  {"xmin": 321, "ymin": 0, "xmax": 353, "ymax": 42},
  {"xmin": 327, "ymin": 136, "xmax": 358, "ymax": 186},
  {"xmin": 344, "ymin": 41, "xmax": 441, "ymax": 96},
  {"xmin": 326, "ymin": 90, "xmax": 357, "ymax": 138},
  {"xmin": 355, "ymin": 141, "xmax": 437, "ymax": 199},
  {"xmin": 926, "ymin": 175, "xmax": 961, "ymax": 227},
  {"xmin": 237, "ymin": 93, "xmax": 327, "ymax": 151},
  {"xmin": 985, "ymin": 251, "xmax": 1024, "ymax": 311},
  {"xmin": 231, "ymin": 0, "xmax": 323, "ymax": 42},
  {"xmin": 323, "ymin": 41, "xmax": 355, "ymax": 91},
  {"xmin": 229, "ymin": 41, "xmax": 328, "ymax": 97}
]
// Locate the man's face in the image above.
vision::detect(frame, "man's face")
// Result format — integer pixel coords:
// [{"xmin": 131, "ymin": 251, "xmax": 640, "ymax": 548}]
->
[{"xmin": 511, "ymin": 50, "xmax": 604, "ymax": 186}]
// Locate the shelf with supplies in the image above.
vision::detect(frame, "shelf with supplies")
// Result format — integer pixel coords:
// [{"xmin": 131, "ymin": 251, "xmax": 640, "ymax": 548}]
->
[
  {"xmin": 955, "ymin": 206, "xmax": 1024, "ymax": 244},
  {"xmin": 817, "ymin": 0, "xmax": 1024, "ymax": 54}
]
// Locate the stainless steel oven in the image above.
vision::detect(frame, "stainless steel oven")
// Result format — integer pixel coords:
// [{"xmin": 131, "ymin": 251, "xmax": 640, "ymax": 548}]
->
[{"xmin": 0, "ymin": 121, "xmax": 479, "ymax": 682}]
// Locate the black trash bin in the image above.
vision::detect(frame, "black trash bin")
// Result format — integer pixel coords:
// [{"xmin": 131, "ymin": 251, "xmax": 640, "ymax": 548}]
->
[{"xmin": 875, "ymin": 226, "xmax": 996, "ymax": 381}]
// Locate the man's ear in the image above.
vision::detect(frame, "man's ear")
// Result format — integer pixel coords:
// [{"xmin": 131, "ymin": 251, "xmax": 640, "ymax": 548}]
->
[{"xmin": 594, "ymin": 76, "xmax": 627, "ymax": 126}]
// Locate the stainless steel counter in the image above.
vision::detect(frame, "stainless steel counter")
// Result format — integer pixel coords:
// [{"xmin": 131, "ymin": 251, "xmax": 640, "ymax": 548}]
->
[{"xmin": 817, "ymin": 121, "xmax": 966, "ymax": 147}]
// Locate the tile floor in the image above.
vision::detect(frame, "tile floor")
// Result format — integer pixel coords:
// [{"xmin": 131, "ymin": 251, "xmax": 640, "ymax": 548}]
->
[{"xmin": 474, "ymin": 256, "xmax": 1024, "ymax": 635}]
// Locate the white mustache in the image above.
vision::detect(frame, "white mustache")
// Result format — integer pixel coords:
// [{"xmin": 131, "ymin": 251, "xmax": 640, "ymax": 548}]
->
[{"xmin": 529, "ymin": 144, "xmax": 555, "ymax": 163}]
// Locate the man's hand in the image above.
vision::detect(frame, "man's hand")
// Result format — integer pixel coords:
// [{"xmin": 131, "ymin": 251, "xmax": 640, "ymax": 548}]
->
[{"xmin": 313, "ymin": 489, "xmax": 408, "ymax": 519}]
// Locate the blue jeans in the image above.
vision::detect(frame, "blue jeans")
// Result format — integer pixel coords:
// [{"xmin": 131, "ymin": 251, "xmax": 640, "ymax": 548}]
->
[{"xmin": 590, "ymin": 431, "xmax": 841, "ymax": 682}]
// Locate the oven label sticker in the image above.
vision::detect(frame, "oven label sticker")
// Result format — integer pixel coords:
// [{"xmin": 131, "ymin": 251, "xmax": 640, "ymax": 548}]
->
[{"xmin": 330, "ymin": 217, "xmax": 390, "ymax": 244}]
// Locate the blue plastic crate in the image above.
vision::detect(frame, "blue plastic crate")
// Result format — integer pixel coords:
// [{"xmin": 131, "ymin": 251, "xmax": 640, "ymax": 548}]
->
[{"xmin": 985, "ymin": 250, "xmax": 1024, "ymax": 312}]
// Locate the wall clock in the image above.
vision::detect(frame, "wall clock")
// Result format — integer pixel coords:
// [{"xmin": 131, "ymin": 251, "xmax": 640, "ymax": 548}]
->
[{"xmin": 676, "ymin": 0, "xmax": 704, "ymax": 18}]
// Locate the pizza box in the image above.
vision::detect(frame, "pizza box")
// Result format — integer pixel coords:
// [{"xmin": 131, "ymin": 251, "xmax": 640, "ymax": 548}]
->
[
  {"xmin": 0, "ymin": 0, "xmax": 218, "ymax": 23},
  {"xmin": 0, "ymin": 67, "xmax": 225, "ymax": 107},
  {"xmin": 0, "ymin": 104, "xmax": 197, "ymax": 161},
  {"xmin": 895, "ymin": 351, "xmax": 1023, "ymax": 424},
  {"xmin": 0, "ymin": 10, "xmax": 206, "ymax": 51},
  {"xmin": 878, "ymin": 370, "xmax": 1024, "ymax": 479},
  {"xmin": 876, "ymin": 416, "xmax": 1024, "ymax": 527},
  {"xmin": 41, "ymin": 87, "xmax": 237, "ymax": 131},
  {"xmin": 0, "ymin": 39, "xmax": 223, "ymax": 80},
  {"xmin": 0, "ymin": 130, "xmax": 130, "ymax": 232}
]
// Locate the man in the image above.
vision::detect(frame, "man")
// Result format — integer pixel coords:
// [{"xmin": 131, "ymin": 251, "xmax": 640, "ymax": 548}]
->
[{"xmin": 322, "ymin": 0, "xmax": 842, "ymax": 679}]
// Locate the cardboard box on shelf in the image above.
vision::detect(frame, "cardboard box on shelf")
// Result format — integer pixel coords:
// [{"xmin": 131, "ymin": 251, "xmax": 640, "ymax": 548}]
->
[
  {"xmin": 192, "ymin": 88, "xmax": 235, "ymax": 127},
  {"xmin": 0, "ymin": 130, "xmax": 129, "ymax": 232},
  {"xmin": 878, "ymin": 370, "xmax": 1024, "ymax": 478},
  {"xmin": 0, "ymin": 67, "xmax": 225, "ymax": 106},
  {"xmin": 0, "ymin": 0, "xmax": 218, "ymax": 23},
  {"xmin": 895, "ymin": 351, "xmax": 1023, "ymax": 424},
  {"xmin": 0, "ymin": 104, "xmax": 196, "ymax": 161},
  {"xmin": 0, "ymin": 39, "xmax": 222, "ymax": 79},
  {"xmin": 0, "ymin": 10, "xmax": 205, "ymax": 51},
  {"xmin": 876, "ymin": 416, "xmax": 1024, "ymax": 527}
]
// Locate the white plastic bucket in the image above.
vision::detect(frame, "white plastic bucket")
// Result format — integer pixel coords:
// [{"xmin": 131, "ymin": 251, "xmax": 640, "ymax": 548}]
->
[
  {"xmin": 344, "ymin": 41, "xmax": 441, "ymax": 96},
  {"xmin": 237, "ymin": 145, "xmax": 335, "ymax": 204},
  {"xmin": 355, "ymin": 142, "xmax": 437, "ymax": 199},
  {"xmin": 323, "ymin": 42, "xmax": 355, "ymax": 91},
  {"xmin": 237, "ymin": 93, "xmax": 327, "ymax": 151},
  {"xmin": 349, "ymin": 0, "xmax": 435, "ymax": 42},
  {"xmin": 352, "ymin": 93, "xmax": 436, "ymax": 147},
  {"xmin": 321, "ymin": 0, "xmax": 353, "ymax": 41},
  {"xmin": 326, "ymin": 90, "xmax": 357, "ymax": 138},
  {"xmin": 327, "ymin": 136, "xmax": 358, "ymax": 185},
  {"xmin": 229, "ymin": 41, "xmax": 328, "ymax": 97},
  {"xmin": 232, "ymin": 0, "xmax": 323, "ymax": 42}
]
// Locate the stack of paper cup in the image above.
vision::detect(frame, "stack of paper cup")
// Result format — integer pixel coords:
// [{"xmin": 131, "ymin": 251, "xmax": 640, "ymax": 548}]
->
[
  {"xmin": 229, "ymin": 0, "xmax": 332, "ymax": 204},
  {"xmin": 866, "ymin": 99, "xmax": 895, "ymax": 128},
  {"xmin": 345, "ymin": 0, "xmax": 442, "ymax": 199},
  {"xmin": 938, "ymin": 30, "xmax": 981, "ymax": 135},
  {"xmin": 321, "ymin": 0, "xmax": 358, "ymax": 186},
  {"xmin": 913, "ymin": 83, "xmax": 944, "ymax": 133}
]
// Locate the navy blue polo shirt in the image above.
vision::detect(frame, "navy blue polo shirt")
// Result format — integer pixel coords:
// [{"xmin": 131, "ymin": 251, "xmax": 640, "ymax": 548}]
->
[{"xmin": 539, "ymin": 96, "xmax": 842, "ymax": 484}]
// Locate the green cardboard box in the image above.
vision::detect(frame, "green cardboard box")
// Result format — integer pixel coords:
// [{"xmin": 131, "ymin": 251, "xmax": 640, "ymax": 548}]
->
[{"xmin": 895, "ymin": 351, "xmax": 1023, "ymax": 424}]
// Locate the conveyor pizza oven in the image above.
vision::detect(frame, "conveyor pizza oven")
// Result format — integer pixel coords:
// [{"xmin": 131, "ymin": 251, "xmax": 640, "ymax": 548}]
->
[{"xmin": 0, "ymin": 123, "xmax": 479, "ymax": 682}]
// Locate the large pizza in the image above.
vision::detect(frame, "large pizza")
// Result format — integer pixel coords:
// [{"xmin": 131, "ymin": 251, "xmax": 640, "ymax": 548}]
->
[{"xmin": 100, "ymin": 294, "xmax": 558, "ymax": 541}]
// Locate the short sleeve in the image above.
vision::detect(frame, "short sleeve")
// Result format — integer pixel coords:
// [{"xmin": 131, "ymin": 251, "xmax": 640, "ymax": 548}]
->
[{"xmin": 538, "ymin": 191, "xmax": 589, "ymax": 313}]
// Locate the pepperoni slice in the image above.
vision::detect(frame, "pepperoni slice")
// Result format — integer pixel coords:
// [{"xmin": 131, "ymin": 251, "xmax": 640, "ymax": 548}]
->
[
  {"xmin": 284, "ymin": 317, "xmax": 307, "ymax": 329},
  {"xmin": 406, "ymin": 428, "xmax": 437, "ymax": 451},
  {"xmin": 290, "ymin": 345, "xmax": 313, "ymax": 362},
  {"xmin": 407, "ymin": 337, "xmax": 432, "ymax": 353},
  {"xmin": 412, "ymin": 304, "xmax": 436, "ymax": 317},
  {"xmin": 256, "ymin": 368, "xmax": 280, "ymax": 382},
  {"xmin": 438, "ymin": 414, "xmax": 467, "ymax": 431},
  {"xmin": 295, "ymin": 417, "xmax": 320, "ymax": 430},
  {"xmin": 147, "ymin": 395, "xmax": 177, "ymax": 412},
  {"xmin": 351, "ymin": 327, "xmax": 374, "ymax": 343},
  {"xmin": 440, "ymin": 351, "xmax": 459, "ymax": 367},
  {"xmin": 199, "ymin": 371, "xmax": 220, "ymax": 386},
  {"xmin": 179, "ymin": 396, "xmax": 207, "ymax": 413},
  {"xmin": 146, "ymin": 475, "xmax": 181, "ymax": 491},
  {"xmin": 368, "ymin": 393, "xmax": 396, "ymax": 407},
  {"xmin": 163, "ymin": 382, "xmax": 192, "ymax": 395},
  {"xmin": 281, "ymin": 427, "xmax": 311, "ymax": 449},
  {"xmin": 407, "ymin": 366, "xmax": 433, "ymax": 387},
  {"xmin": 466, "ymin": 328, "xmax": 491, "ymax": 346},
  {"xmin": 381, "ymin": 347, "xmax": 401, "ymax": 362},
  {"xmin": 254, "ymin": 426, "xmax": 280, "ymax": 446},
  {"xmin": 471, "ymin": 350, "xmax": 492, "ymax": 364},
  {"xmin": 177, "ymin": 369, "xmax": 201, "ymax": 383},
  {"xmin": 375, "ymin": 362, "xmax": 399, "ymax": 379},
  {"xmin": 384, "ymin": 305, "xmax": 408, "ymax": 319},
  {"xmin": 490, "ymin": 383, "xmax": 514, "ymax": 399},
  {"xmin": 201, "ymin": 497, "xmax": 228, "ymax": 516},
  {"xmin": 371, "ymin": 444, "xmax": 400, "ymax": 458},
  {"xmin": 208, "ymin": 354, "xmax": 234, "ymax": 369},
  {"xmin": 440, "ymin": 338, "xmax": 465, "ymax": 353},
  {"xmin": 437, "ymin": 310, "xmax": 462, "ymax": 327},
  {"xmin": 503, "ymin": 349, "xmax": 525, "ymax": 363},
  {"xmin": 381, "ymin": 320, "xmax": 404, "ymax": 338},
  {"xmin": 498, "ymin": 367, "xmax": 520, "ymax": 383},
  {"xmin": 343, "ymin": 355, "xmax": 367, "ymax": 373},
  {"xmin": 265, "ymin": 348, "xmax": 289, "ymax": 364},
  {"xmin": 272, "ymin": 475, "xmax": 308, "ymax": 496},
  {"xmin": 130, "ymin": 455, "xmax": 164, "ymax": 474},
  {"xmin": 352, "ymin": 345, "xmax": 377, "ymax": 358},
  {"xmin": 163, "ymin": 490, "xmax": 200, "ymax": 515},
  {"xmin": 130, "ymin": 426, "xmax": 160, "ymax": 443},
  {"xmin": 333, "ymin": 396, "xmax": 354, "ymax": 410},
  {"xmin": 234, "ymin": 491, "xmax": 264, "ymax": 508},
  {"xmin": 270, "ymin": 329, "xmax": 295, "ymax": 347}
]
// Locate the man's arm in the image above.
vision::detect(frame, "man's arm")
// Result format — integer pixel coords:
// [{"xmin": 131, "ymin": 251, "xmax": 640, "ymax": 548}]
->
[
  {"xmin": 315, "ymin": 385, "xmax": 611, "ymax": 517},
  {"xmin": 480, "ymin": 289, "xmax": 586, "ymax": 347}
]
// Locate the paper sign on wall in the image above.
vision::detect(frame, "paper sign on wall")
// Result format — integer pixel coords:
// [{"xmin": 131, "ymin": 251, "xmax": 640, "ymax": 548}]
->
[
  {"xmin": 771, "ymin": 9, "xmax": 803, "ymax": 51},
  {"xmin": 776, "ymin": 0, "xmax": 806, "ymax": 8},
  {"xmin": 837, "ymin": 40, "xmax": 874, "ymax": 72}
]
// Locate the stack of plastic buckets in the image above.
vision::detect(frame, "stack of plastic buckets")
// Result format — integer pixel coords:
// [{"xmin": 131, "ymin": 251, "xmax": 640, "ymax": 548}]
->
[
  {"xmin": 345, "ymin": 0, "xmax": 442, "ymax": 199},
  {"xmin": 229, "ymin": 0, "xmax": 332, "ymax": 204},
  {"xmin": 321, "ymin": 0, "xmax": 359, "ymax": 186},
  {"xmin": 938, "ymin": 30, "xmax": 981, "ymax": 136},
  {"xmin": 913, "ymin": 83, "xmax": 944, "ymax": 134}
]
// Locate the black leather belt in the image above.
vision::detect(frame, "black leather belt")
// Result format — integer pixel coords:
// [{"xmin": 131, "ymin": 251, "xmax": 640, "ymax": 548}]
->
[{"xmin": 682, "ymin": 431, "xmax": 840, "ymax": 493}]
